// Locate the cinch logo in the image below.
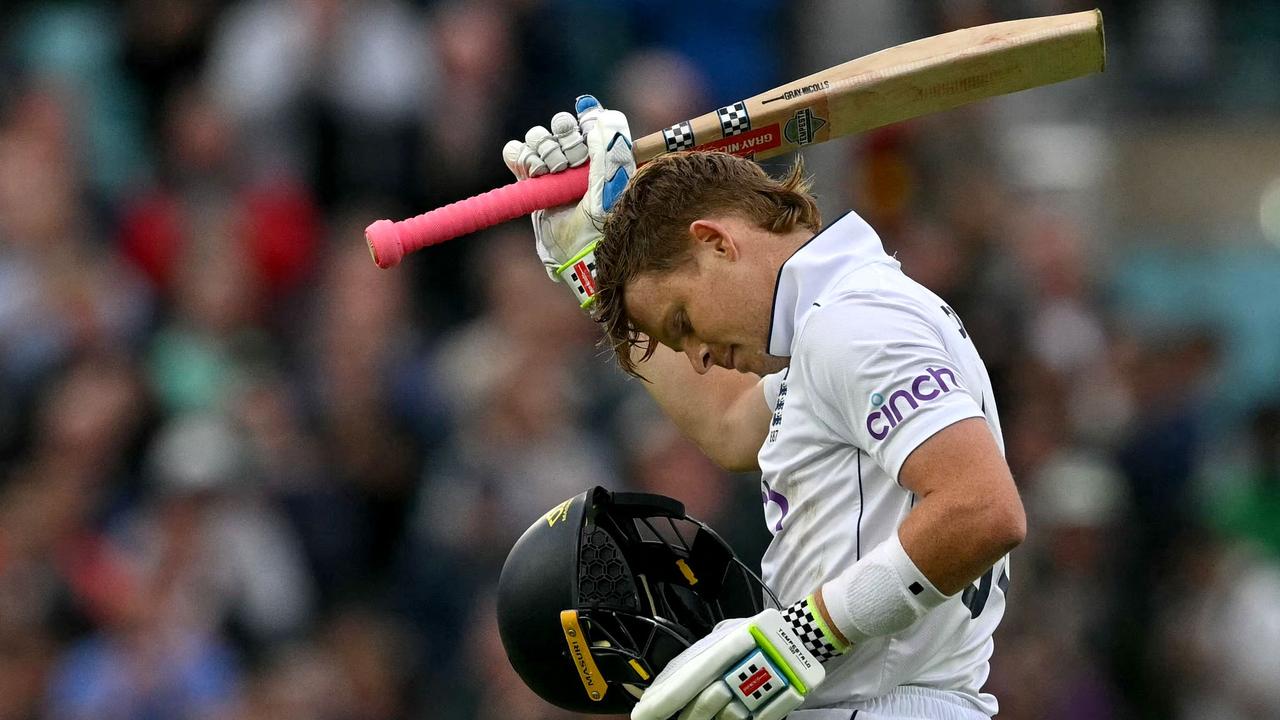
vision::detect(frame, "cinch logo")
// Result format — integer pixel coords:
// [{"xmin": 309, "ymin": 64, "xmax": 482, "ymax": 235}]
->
[{"xmin": 865, "ymin": 367, "xmax": 959, "ymax": 441}]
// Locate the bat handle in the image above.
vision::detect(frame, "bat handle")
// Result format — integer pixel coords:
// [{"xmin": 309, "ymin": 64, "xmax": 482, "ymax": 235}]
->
[{"xmin": 364, "ymin": 166, "xmax": 590, "ymax": 268}]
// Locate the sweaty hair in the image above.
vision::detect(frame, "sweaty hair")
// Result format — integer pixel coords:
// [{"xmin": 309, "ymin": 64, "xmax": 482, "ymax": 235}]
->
[{"xmin": 594, "ymin": 151, "xmax": 821, "ymax": 378}]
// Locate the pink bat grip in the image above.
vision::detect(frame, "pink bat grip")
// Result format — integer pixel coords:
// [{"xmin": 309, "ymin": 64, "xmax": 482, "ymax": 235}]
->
[{"xmin": 365, "ymin": 166, "xmax": 590, "ymax": 268}]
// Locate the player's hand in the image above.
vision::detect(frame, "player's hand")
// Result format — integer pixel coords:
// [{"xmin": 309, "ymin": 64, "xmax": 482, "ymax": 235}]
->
[
  {"xmin": 503, "ymin": 95, "xmax": 635, "ymax": 311},
  {"xmin": 631, "ymin": 608, "xmax": 826, "ymax": 720}
]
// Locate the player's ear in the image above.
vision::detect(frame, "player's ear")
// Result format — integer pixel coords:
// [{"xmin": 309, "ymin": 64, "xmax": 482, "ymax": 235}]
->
[{"xmin": 688, "ymin": 219, "xmax": 740, "ymax": 261}]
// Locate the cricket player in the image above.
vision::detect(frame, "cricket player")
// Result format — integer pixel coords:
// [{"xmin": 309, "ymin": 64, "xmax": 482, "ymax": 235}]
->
[{"xmin": 503, "ymin": 96, "xmax": 1024, "ymax": 720}]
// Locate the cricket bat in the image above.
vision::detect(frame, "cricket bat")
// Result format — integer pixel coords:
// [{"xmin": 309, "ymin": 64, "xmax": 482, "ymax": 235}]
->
[{"xmin": 366, "ymin": 9, "xmax": 1105, "ymax": 268}]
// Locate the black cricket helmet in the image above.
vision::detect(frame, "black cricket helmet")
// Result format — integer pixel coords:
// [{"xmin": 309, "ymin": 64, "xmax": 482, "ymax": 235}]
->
[{"xmin": 497, "ymin": 486, "xmax": 778, "ymax": 714}]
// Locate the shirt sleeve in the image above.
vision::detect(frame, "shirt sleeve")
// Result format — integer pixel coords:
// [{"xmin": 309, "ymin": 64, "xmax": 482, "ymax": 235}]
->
[
  {"xmin": 800, "ymin": 293, "xmax": 985, "ymax": 482},
  {"xmin": 761, "ymin": 370, "xmax": 786, "ymax": 410}
]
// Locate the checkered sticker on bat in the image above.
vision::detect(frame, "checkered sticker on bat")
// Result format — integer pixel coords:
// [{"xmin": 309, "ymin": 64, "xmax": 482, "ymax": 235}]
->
[
  {"xmin": 662, "ymin": 121, "xmax": 696, "ymax": 152},
  {"xmin": 717, "ymin": 101, "xmax": 751, "ymax": 137}
]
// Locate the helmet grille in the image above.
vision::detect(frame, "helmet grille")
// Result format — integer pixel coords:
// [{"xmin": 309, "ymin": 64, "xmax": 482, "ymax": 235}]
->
[{"xmin": 578, "ymin": 527, "xmax": 639, "ymax": 609}]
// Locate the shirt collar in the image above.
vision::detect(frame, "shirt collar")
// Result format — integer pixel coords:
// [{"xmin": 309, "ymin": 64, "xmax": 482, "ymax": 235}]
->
[{"xmin": 766, "ymin": 210, "xmax": 898, "ymax": 357}]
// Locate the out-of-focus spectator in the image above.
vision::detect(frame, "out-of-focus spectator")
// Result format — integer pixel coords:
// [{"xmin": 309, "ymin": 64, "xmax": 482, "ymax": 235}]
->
[
  {"xmin": 416, "ymin": 350, "xmax": 617, "ymax": 566},
  {"xmin": 232, "ymin": 607, "xmax": 418, "ymax": 720},
  {"xmin": 0, "ymin": 353, "xmax": 148, "ymax": 661},
  {"xmin": 995, "ymin": 449, "xmax": 1127, "ymax": 720},
  {"xmin": 0, "ymin": 88, "xmax": 153, "ymax": 409},
  {"xmin": 206, "ymin": 0, "xmax": 434, "ymax": 203},
  {"xmin": 233, "ymin": 642, "xmax": 340, "ymax": 720},
  {"xmin": 8, "ymin": 3, "xmax": 148, "ymax": 199},
  {"xmin": 430, "ymin": 229, "xmax": 594, "ymax": 417},
  {"xmin": 117, "ymin": 82, "xmax": 321, "ymax": 302},
  {"xmin": 301, "ymin": 228, "xmax": 429, "ymax": 595},
  {"xmin": 121, "ymin": 0, "xmax": 224, "ymax": 143},
  {"xmin": 1156, "ymin": 532, "xmax": 1280, "ymax": 720},
  {"xmin": 145, "ymin": 229, "xmax": 265, "ymax": 415},
  {"xmin": 43, "ymin": 546, "xmax": 242, "ymax": 720},
  {"xmin": 417, "ymin": 231, "xmax": 617, "ymax": 554},
  {"xmin": 129, "ymin": 412, "xmax": 315, "ymax": 647}
]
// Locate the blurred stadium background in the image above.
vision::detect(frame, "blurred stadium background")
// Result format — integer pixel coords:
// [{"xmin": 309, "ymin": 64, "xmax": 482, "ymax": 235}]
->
[{"xmin": 0, "ymin": 0, "xmax": 1278, "ymax": 718}]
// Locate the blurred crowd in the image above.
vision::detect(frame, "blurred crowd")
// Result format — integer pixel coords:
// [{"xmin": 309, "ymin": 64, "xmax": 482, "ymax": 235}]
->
[{"xmin": 0, "ymin": 1, "xmax": 1278, "ymax": 719}]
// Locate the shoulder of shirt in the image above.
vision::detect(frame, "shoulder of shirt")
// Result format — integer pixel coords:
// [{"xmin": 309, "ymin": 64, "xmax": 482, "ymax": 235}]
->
[
  {"xmin": 793, "ymin": 282, "xmax": 949, "ymax": 374},
  {"xmin": 802, "ymin": 273, "xmax": 937, "ymax": 336}
]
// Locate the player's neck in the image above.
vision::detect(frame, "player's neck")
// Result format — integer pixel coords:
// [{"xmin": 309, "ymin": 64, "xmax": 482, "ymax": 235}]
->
[{"xmin": 768, "ymin": 227, "xmax": 816, "ymax": 271}]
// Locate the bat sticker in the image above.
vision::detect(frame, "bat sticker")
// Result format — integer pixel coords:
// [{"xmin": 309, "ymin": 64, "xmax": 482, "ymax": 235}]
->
[
  {"xmin": 761, "ymin": 80, "xmax": 831, "ymax": 104},
  {"xmin": 784, "ymin": 108, "xmax": 827, "ymax": 146},
  {"xmin": 716, "ymin": 101, "xmax": 751, "ymax": 137},
  {"xmin": 663, "ymin": 121, "xmax": 696, "ymax": 152},
  {"xmin": 698, "ymin": 123, "xmax": 782, "ymax": 158}
]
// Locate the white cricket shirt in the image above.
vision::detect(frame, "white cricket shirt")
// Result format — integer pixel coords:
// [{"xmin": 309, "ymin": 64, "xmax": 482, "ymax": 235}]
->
[{"xmin": 757, "ymin": 211, "xmax": 1010, "ymax": 716}]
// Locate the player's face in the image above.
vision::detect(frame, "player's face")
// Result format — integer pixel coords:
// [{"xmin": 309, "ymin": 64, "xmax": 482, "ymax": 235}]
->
[{"xmin": 625, "ymin": 229, "xmax": 787, "ymax": 377}]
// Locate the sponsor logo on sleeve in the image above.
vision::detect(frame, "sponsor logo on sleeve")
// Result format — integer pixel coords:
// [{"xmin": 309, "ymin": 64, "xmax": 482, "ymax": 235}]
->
[
  {"xmin": 865, "ymin": 367, "xmax": 959, "ymax": 441},
  {"xmin": 760, "ymin": 480, "xmax": 790, "ymax": 533}
]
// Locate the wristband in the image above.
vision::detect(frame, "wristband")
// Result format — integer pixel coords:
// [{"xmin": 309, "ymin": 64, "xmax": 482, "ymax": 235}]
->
[
  {"xmin": 820, "ymin": 531, "xmax": 950, "ymax": 645},
  {"xmin": 781, "ymin": 594, "xmax": 849, "ymax": 662}
]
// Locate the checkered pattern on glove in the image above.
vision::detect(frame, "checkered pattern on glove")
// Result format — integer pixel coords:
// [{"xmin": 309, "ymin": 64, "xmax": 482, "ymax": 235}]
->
[{"xmin": 782, "ymin": 594, "xmax": 849, "ymax": 662}]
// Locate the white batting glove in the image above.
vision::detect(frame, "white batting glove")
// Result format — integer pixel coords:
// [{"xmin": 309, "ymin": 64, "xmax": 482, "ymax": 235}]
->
[
  {"xmin": 503, "ymin": 95, "xmax": 635, "ymax": 311},
  {"xmin": 631, "ymin": 608, "xmax": 827, "ymax": 720}
]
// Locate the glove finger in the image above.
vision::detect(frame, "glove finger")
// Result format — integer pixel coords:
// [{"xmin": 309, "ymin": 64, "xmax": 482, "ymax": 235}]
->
[
  {"xmin": 552, "ymin": 111, "xmax": 588, "ymax": 167},
  {"xmin": 502, "ymin": 139, "xmax": 529, "ymax": 180},
  {"xmin": 676, "ymin": 682, "xmax": 732, "ymax": 720},
  {"xmin": 526, "ymin": 125, "xmax": 568, "ymax": 174},
  {"xmin": 514, "ymin": 135, "xmax": 549, "ymax": 177},
  {"xmin": 713, "ymin": 698, "xmax": 751, "ymax": 720},
  {"xmin": 575, "ymin": 94, "xmax": 603, "ymax": 135}
]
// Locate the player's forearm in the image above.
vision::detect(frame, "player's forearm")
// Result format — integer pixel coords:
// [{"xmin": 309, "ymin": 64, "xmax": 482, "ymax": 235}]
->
[
  {"xmin": 814, "ymin": 453, "xmax": 1024, "ymax": 645},
  {"xmin": 631, "ymin": 340, "xmax": 768, "ymax": 472},
  {"xmin": 894, "ymin": 417, "xmax": 1026, "ymax": 595},
  {"xmin": 896, "ymin": 488, "xmax": 1024, "ymax": 595}
]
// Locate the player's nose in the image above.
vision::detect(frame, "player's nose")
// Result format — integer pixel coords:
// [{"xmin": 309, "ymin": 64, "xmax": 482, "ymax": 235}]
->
[{"xmin": 685, "ymin": 342, "xmax": 713, "ymax": 375}]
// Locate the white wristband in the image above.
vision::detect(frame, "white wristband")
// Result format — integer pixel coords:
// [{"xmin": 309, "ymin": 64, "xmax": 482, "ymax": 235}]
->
[{"xmin": 820, "ymin": 530, "xmax": 950, "ymax": 645}]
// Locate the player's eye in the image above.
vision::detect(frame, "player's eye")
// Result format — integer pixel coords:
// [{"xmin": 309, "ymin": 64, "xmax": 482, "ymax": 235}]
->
[{"xmin": 680, "ymin": 311, "xmax": 693, "ymax": 335}]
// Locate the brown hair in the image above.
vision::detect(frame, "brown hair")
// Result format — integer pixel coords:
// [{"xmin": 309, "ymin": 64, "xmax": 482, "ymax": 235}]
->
[{"xmin": 593, "ymin": 151, "xmax": 821, "ymax": 377}]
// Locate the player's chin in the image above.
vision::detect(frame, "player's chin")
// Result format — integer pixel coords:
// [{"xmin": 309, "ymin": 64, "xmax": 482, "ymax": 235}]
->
[
  {"xmin": 734, "ymin": 353, "xmax": 768, "ymax": 376},
  {"xmin": 749, "ymin": 353, "xmax": 789, "ymax": 376}
]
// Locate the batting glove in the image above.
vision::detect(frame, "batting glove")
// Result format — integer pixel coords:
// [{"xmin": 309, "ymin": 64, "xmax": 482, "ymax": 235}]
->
[
  {"xmin": 631, "ymin": 606, "xmax": 832, "ymax": 720},
  {"xmin": 503, "ymin": 95, "xmax": 635, "ymax": 311}
]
